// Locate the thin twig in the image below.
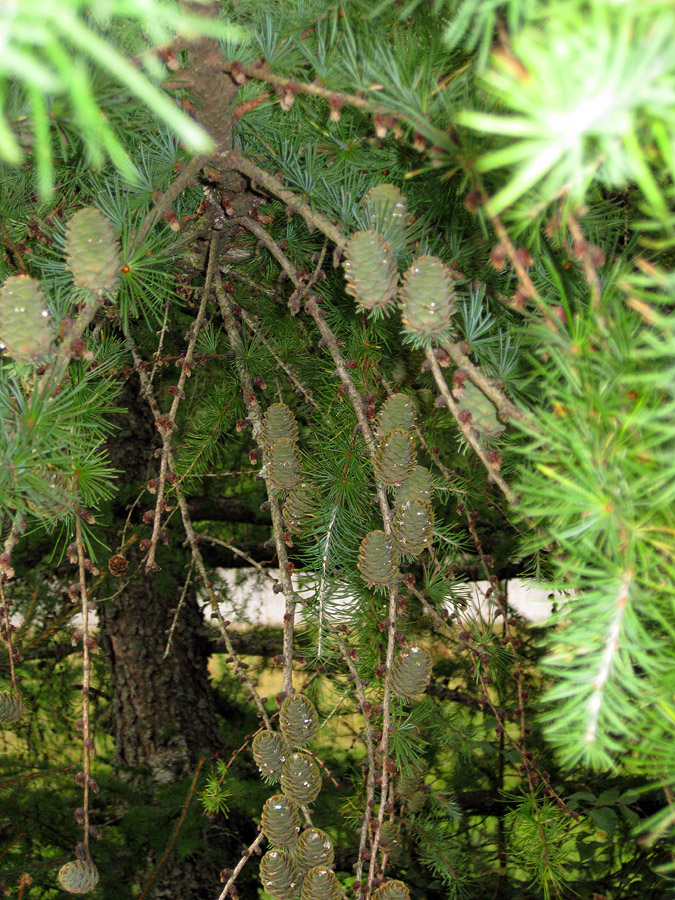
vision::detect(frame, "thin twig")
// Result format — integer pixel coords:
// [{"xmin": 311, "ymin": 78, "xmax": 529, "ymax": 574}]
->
[
  {"xmin": 301, "ymin": 301, "xmax": 397, "ymax": 892},
  {"xmin": 221, "ymin": 60, "xmax": 393, "ymax": 116},
  {"xmin": 149, "ymin": 298, "xmax": 172, "ymax": 387},
  {"xmin": 425, "ymin": 347, "xmax": 517, "ymax": 504},
  {"xmin": 481, "ymin": 192, "xmax": 559, "ymax": 331},
  {"xmin": 36, "ymin": 296, "xmax": 105, "ymax": 402},
  {"xmin": 145, "ymin": 232, "xmax": 217, "ymax": 572},
  {"xmin": 339, "ymin": 640, "xmax": 376, "ymax": 888},
  {"xmin": 232, "ymin": 216, "xmax": 301, "ymax": 284},
  {"xmin": 129, "ymin": 154, "xmax": 207, "ymax": 256},
  {"xmin": 163, "ymin": 560, "xmax": 195, "ymax": 660},
  {"xmin": 1, "ymin": 223, "xmax": 28, "ymax": 273},
  {"xmin": 217, "ymin": 832, "xmax": 265, "ymax": 900},
  {"xmin": 74, "ymin": 515, "xmax": 93, "ymax": 858},
  {"xmin": 239, "ymin": 306, "xmax": 318, "ymax": 409},
  {"xmin": 437, "ymin": 340, "xmax": 523, "ymax": 423},
  {"xmin": 137, "ymin": 757, "xmax": 206, "ymax": 900},
  {"xmin": 126, "ymin": 331, "xmax": 272, "ymax": 728},
  {"xmin": 215, "ymin": 272, "xmax": 297, "ymax": 696},
  {"xmin": 195, "ymin": 534, "xmax": 277, "ymax": 583}
]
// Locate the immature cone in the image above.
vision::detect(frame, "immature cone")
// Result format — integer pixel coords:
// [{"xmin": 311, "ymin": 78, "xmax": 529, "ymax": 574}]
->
[
  {"xmin": 392, "ymin": 498, "xmax": 434, "ymax": 557},
  {"xmin": 399, "ymin": 255, "xmax": 455, "ymax": 338},
  {"xmin": 455, "ymin": 381, "xmax": 505, "ymax": 438},
  {"xmin": 293, "ymin": 827, "xmax": 335, "ymax": 874},
  {"xmin": 343, "ymin": 230, "xmax": 398, "ymax": 312},
  {"xmin": 363, "ymin": 183, "xmax": 409, "ymax": 256},
  {"xmin": 0, "ymin": 690, "xmax": 24, "ymax": 723},
  {"xmin": 375, "ymin": 430, "xmax": 416, "ymax": 486},
  {"xmin": 395, "ymin": 466, "xmax": 433, "ymax": 505},
  {"xmin": 283, "ymin": 482, "xmax": 320, "ymax": 534},
  {"xmin": 65, "ymin": 207, "xmax": 121, "ymax": 293},
  {"xmin": 379, "ymin": 822, "xmax": 403, "ymax": 863},
  {"xmin": 57, "ymin": 860, "xmax": 99, "ymax": 894},
  {"xmin": 407, "ymin": 790, "xmax": 427, "ymax": 814},
  {"xmin": 0, "ymin": 275, "xmax": 52, "ymax": 362},
  {"xmin": 377, "ymin": 393, "xmax": 416, "ymax": 439},
  {"xmin": 252, "ymin": 730, "xmax": 290, "ymax": 780},
  {"xmin": 280, "ymin": 752, "xmax": 322, "ymax": 805},
  {"xmin": 268, "ymin": 438, "xmax": 302, "ymax": 490},
  {"xmin": 372, "ymin": 880, "xmax": 410, "ymax": 900},
  {"xmin": 279, "ymin": 694, "xmax": 319, "ymax": 747},
  {"xmin": 357, "ymin": 530, "xmax": 398, "ymax": 588},
  {"xmin": 300, "ymin": 865, "xmax": 341, "ymax": 900},
  {"xmin": 397, "ymin": 760, "xmax": 427, "ymax": 799},
  {"xmin": 261, "ymin": 795, "xmax": 301, "ymax": 848},
  {"xmin": 263, "ymin": 402, "xmax": 299, "ymax": 448},
  {"xmin": 391, "ymin": 645, "xmax": 432, "ymax": 702},
  {"xmin": 259, "ymin": 849, "xmax": 300, "ymax": 900}
]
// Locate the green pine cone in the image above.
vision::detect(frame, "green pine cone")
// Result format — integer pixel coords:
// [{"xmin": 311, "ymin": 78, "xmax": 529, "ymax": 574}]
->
[
  {"xmin": 343, "ymin": 230, "xmax": 398, "ymax": 312},
  {"xmin": 407, "ymin": 790, "xmax": 427, "ymax": 814},
  {"xmin": 259, "ymin": 849, "xmax": 301, "ymax": 900},
  {"xmin": 399, "ymin": 256, "xmax": 455, "ymax": 338},
  {"xmin": 392, "ymin": 497, "xmax": 434, "ymax": 557},
  {"xmin": 395, "ymin": 466, "xmax": 433, "ymax": 505},
  {"xmin": 357, "ymin": 530, "xmax": 399, "ymax": 588},
  {"xmin": 377, "ymin": 393, "xmax": 416, "ymax": 438},
  {"xmin": 455, "ymin": 381, "xmax": 505, "ymax": 438},
  {"xmin": 252, "ymin": 730, "xmax": 291, "ymax": 781},
  {"xmin": 0, "ymin": 275, "xmax": 52, "ymax": 362},
  {"xmin": 0, "ymin": 690, "xmax": 24, "ymax": 723},
  {"xmin": 261, "ymin": 795, "xmax": 301, "ymax": 848},
  {"xmin": 300, "ymin": 866, "xmax": 341, "ymax": 900},
  {"xmin": 65, "ymin": 207, "xmax": 121, "ymax": 294},
  {"xmin": 268, "ymin": 438, "xmax": 302, "ymax": 490},
  {"xmin": 279, "ymin": 694, "xmax": 319, "ymax": 747},
  {"xmin": 283, "ymin": 482, "xmax": 320, "ymax": 535},
  {"xmin": 375, "ymin": 430, "xmax": 416, "ymax": 486},
  {"xmin": 57, "ymin": 860, "xmax": 100, "ymax": 894},
  {"xmin": 280, "ymin": 752, "xmax": 322, "ymax": 805},
  {"xmin": 397, "ymin": 760, "xmax": 427, "ymax": 799},
  {"xmin": 379, "ymin": 822, "xmax": 403, "ymax": 863},
  {"xmin": 391, "ymin": 646, "xmax": 432, "ymax": 702},
  {"xmin": 363, "ymin": 183, "xmax": 409, "ymax": 256},
  {"xmin": 293, "ymin": 828, "xmax": 335, "ymax": 874},
  {"xmin": 372, "ymin": 880, "xmax": 410, "ymax": 900},
  {"xmin": 263, "ymin": 403, "xmax": 299, "ymax": 448}
]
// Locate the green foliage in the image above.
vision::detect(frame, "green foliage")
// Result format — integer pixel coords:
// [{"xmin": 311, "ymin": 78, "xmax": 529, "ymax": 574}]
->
[
  {"xmin": 505, "ymin": 793, "xmax": 572, "ymax": 899},
  {"xmin": 200, "ymin": 760, "xmax": 233, "ymax": 817},
  {"xmin": 2, "ymin": 0, "xmax": 675, "ymax": 897},
  {"xmin": 0, "ymin": 0, "xmax": 246, "ymax": 193}
]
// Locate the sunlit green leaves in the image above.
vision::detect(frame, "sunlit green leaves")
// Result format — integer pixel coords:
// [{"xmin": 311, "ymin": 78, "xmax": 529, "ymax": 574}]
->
[
  {"xmin": 457, "ymin": 6, "xmax": 675, "ymax": 234},
  {"xmin": 0, "ymin": 0, "xmax": 247, "ymax": 194}
]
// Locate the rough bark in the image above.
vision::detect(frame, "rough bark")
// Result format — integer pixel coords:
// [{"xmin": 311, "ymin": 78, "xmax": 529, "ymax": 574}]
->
[{"xmin": 98, "ymin": 554, "xmax": 220, "ymax": 772}]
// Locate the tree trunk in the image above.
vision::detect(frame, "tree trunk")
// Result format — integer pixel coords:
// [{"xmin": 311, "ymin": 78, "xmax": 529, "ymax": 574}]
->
[
  {"xmin": 98, "ymin": 378, "xmax": 259, "ymax": 899},
  {"xmin": 98, "ymin": 561, "xmax": 219, "ymax": 773}
]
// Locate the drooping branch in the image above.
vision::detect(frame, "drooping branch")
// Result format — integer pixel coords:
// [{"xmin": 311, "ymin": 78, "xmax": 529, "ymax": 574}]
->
[
  {"xmin": 144, "ymin": 232, "xmax": 217, "ymax": 573},
  {"xmin": 74, "ymin": 514, "xmax": 94, "ymax": 859},
  {"xmin": 215, "ymin": 270, "xmax": 298, "ymax": 697},
  {"xmin": 425, "ymin": 347, "xmax": 517, "ymax": 505},
  {"xmin": 126, "ymin": 330, "xmax": 272, "ymax": 729},
  {"xmin": 229, "ymin": 216, "xmax": 401, "ymax": 892}
]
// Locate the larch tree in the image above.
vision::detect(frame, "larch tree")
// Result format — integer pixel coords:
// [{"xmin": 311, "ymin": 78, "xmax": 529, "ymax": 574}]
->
[{"xmin": 1, "ymin": 1, "xmax": 674, "ymax": 899}]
